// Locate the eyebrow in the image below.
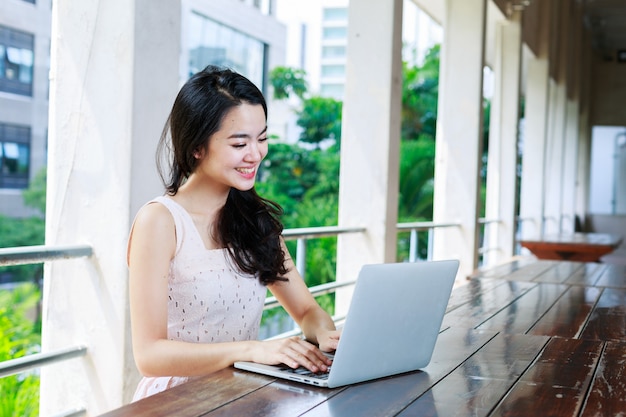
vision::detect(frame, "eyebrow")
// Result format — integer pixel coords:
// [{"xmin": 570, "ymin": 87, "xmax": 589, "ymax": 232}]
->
[{"xmin": 227, "ymin": 126, "xmax": 267, "ymax": 140}]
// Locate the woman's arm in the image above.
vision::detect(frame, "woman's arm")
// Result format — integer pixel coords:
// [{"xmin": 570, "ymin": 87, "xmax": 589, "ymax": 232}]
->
[
  {"xmin": 268, "ymin": 239, "xmax": 341, "ymax": 353},
  {"xmin": 128, "ymin": 203, "xmax": 258, "ymax": 376},
  {"xmin": 128, "ymin": 204, "xmax": 333, "ymax": 377}
]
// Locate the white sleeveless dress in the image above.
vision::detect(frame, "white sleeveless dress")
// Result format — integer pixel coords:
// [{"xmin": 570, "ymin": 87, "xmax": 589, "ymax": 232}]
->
[{"xmin": 132, "ymin": 196, "xmax": 266, "ymax": 401}]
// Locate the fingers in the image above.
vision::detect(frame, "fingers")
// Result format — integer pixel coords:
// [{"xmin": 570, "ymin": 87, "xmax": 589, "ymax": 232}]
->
[
  {"xmin": 318, "ymin": 329, "xmax": 341, "ymax": 352},
  {"xmin": 280, "ymin": 337, "xmax": 331, "ymax": 372}
]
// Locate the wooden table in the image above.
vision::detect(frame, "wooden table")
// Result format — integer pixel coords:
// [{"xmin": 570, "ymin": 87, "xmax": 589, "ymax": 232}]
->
[
  {"xmin": 519, "ymin": 232, "xmax": 622, "ymax": 262},
  {"xmin": 101, "ymin": 258, "xmax": 626, "ymax": 417}
]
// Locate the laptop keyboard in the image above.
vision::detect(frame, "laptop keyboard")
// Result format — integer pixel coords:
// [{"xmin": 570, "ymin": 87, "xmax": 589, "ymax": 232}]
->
[{"xmin": 283, "ymin": 366, "xmax": 331, "ymax": 380}]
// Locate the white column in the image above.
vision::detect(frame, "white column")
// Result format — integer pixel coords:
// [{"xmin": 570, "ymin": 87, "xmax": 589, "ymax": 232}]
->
[
  {"xmin": 519, "ymin": 0, "xmax": 552, "ymax": 241},
  {"xmin": 562, "ymin": 98, "xmax": 580, "ymax": 233},
  {"xmin": 543, "ymin": 0, "xmax": 571, "ymax": 234},
  {"xmin": 543, "ymin": 81, "xmax": 566, "ymax": 233},
  {"xmin": 41, "ymin": 0, "xmax": 180, "ymax": 414},
  {"xmin": 519, "ymin": 58, "xmax": 550, "ymax": 240},
  {"xmin": 336, "ymin": 0, "xmax": 403, "ymax": 315},
  {"xmin": 432, "ymin": 0, "xmax": 487, "ymax": 282},
  {"xmin": 575, "ymin": 32, "xmax": 593, "ymax": 223},
  {"xmin": 484, "ymin": 11, "xmax": 522, "ymax": 266}
]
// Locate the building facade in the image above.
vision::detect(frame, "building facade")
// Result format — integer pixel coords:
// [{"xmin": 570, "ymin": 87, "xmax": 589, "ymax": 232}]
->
[{"xmin": 0, "ymin": 0, "xmax": 51, "ymax": 218}]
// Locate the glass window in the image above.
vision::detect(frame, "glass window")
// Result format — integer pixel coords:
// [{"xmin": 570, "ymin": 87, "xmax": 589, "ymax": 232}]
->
[
  {"xmin": 589, "ymin": 126, "xmax": 626, "ymax": 214},
  {"xmin": 187, "ymin": 12, "xmax": 266, "ymax": 92},
  {"xmin": 0, "ymin": 25, "xmax": 34, "ymax": 96},
  {"xmin": 322, "ymin": 27, "xmax": 347, "ymax": 40},
  {"xmin": 321, "ymin": 64, "xmax": 345, "ymax": 78},
  {"xmin": 0, "ymin": 123, "xmax": 30, "ymax": 189},
  {"xmin": 322, "ymin": 45, "xmax": 346, "ymax": 59},
  {"xmin": 320, "ymin": 83, "xmax": 344, "ymax": 99},
  {"xmin": 323, "ymin": 8, "xmax": 348, "ymax": 21}
]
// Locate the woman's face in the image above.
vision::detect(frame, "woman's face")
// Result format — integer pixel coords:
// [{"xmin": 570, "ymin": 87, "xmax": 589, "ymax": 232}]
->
[{"xmin": 195, "ymin": 103, "xmax": 268, "ymax": 192}]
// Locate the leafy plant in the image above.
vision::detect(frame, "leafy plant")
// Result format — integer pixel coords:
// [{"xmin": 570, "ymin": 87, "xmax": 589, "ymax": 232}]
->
[
  {"xmin": 269, "ymin": 66, "xmax": 308, "ymax": 100},
  {"xmin": 0, "ymin": 283, "xmax": 42, "ymax": 417},
  {"xmin": 0, "ymin": 167, "xmax": 46, "ymax": 284},
  {"xmin": 295, "ymin": 97, "xmax": 342, "ymax": 149}
]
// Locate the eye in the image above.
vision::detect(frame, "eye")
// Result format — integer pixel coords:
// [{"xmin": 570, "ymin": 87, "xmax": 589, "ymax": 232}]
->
[
  {"xmin": 232, "ymin": 143, "xmax": 246, "ymax": 149},
  {"xmin": 259, "ymin": 137, "xmax": 268, "ymax": 143}
]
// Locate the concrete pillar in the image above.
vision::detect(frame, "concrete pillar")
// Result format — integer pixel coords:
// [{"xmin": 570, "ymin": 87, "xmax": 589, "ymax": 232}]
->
[
  {"xmin": 544, "ymin": 0, "xmax": 571, "ymax": 234},
  {"xmin": 560, "ymin": 2, "xmax": 582, "ymax": 233},
  {"xmin": 432, "ymin": 0, "xmax": 487, "ymax": 282},
  {"xmin": 575, "ymin": 32, "xmax": 593, "ymax": 223},
  {"xmin": 484, "ymin": 11, "xmax": 522, "ymax": 266},
  {"xmin": 519, "ymin": 58, "xmax": 550, "ymax": 239},
  {"xmin": 41, "ymin": 0, "xmax": 180, "ymax": 414},
  {"xmin": 519, "ymin": 0, "xmax": 552, "ymax": 240},
  {"xmin": 562, "ymin": 98, "xmax": 579, "ymax": 233},
  {"xmin": 336, "ymin": 0, "xmax": 403, "ymax": 315}
]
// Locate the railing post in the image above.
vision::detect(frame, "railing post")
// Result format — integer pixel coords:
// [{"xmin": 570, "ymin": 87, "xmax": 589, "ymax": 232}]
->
[
  {"xmin": 409, "ymin": 229, "xmax": 417, "ymax": 262},
  {"xmin": 296, "ymin": 238, "xmax": 306, "ymax": 280},
  {"xmin": 427, "ymin": 228, "xmax": 434, "ymax": 261}
]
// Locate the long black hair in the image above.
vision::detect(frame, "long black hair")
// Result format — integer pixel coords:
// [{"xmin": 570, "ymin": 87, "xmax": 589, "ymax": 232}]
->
[{"xmin": 157, "ymin": 65, "xmax": 288, "ymax": 285}]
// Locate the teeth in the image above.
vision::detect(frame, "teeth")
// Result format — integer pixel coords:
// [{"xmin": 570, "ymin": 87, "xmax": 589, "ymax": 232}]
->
[{"xmin": 237, "ymin": 168, "xmax": 254, "ymax": 174}]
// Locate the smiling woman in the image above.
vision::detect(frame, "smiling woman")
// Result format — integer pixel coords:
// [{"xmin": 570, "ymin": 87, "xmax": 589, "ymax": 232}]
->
[{"xmin": 126, "ymin": 66, "xmax": 340, "ymax": 401}]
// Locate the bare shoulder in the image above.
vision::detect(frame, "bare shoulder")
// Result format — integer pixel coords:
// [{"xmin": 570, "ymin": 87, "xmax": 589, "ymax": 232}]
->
[
  {"xmin": 129, "ymin": 201, "xmax": 176, "ymax": 254},
  {"xmin": 133, "ymin": 201, "xmax": 174, "ymax": 230}
]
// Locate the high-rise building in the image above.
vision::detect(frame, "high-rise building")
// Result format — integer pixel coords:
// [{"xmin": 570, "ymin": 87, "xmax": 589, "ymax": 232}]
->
[
  {"xmin": 0, "ymin": 0, "xmax": 51, "ymax": 218},
  {"xmin": 274, "ymin": 0, "xmax": 442, "ymax": 142},
  {"xmin": 0, "ymin": 0, "xmax": 286, "ymax": 219}
]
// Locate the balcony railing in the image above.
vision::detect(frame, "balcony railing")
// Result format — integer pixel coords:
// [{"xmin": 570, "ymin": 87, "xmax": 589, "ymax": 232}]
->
[
  {"xmin": 0, "ymin": 244, "xmax": 93, "ymax": 417},
  {"xmin": 0, "ymin": 220, "xmax": 463, "ymax": 415}
]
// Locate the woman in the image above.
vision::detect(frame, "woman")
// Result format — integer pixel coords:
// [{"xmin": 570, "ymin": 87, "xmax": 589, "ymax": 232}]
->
[{"xmin": 127, "ymin": 66, "xmax": 340, "ymax": 400}]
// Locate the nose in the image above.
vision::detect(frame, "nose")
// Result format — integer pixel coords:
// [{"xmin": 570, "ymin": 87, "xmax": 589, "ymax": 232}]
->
[{"xmin": 245, "ymin": 142, "xmax": 264, "ymax": 162}]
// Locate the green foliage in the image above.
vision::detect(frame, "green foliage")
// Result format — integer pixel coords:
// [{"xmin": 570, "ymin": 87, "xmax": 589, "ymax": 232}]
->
[
  {"xmin": 402, "ymin": 44, "xmax": 440, "ymax": 141},
  {"xmin": 261, "ymin": 44, "xmax": 442, "ymax": 280},
  {"xmin": 0, "ymin": 168, "xmax": 46, "ymax": 283},
  {"xmin": 296, "ymin": 97, "xmax": 342, "ymax": 148},
  {"xmin": 398, "ymin": 139, "xmax": 435, "ymax": 221},
  {"xmin": 257, "ymin": 141, "xmax": 320, "ymax": 211},
  {"xmin": 0, "ymin": 283, "xmax": 42, "ymax": 417},
  {"xmin": 269, "ymin": 66, "xmax": 308, "ymax": 100},
  {"xmin": 0, "ymin": 215, "xmax": 45, "ymax": 283},
  {"xmin": 396, "ymin": 139, "xmax": 436, "ymax": 261},
  {"xmin": 22, "ymin": 167, "xmax": 47, "ymax": 216}
]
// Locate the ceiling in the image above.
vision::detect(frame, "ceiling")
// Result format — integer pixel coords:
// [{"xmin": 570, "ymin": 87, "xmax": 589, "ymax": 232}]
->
[
  {"xmin": 412, "ymin": 0, "xmax": 626, "ymax": 60},
  {"xmin": 582, "ymin": 0, "xmax": 626, "ymax": 59}
]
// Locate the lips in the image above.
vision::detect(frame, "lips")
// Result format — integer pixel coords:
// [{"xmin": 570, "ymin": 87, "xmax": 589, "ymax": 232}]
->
[
  {"xmin": 235, "ymin": 167, "xmax": 257, "ymax": 179},
  {"xmin": 236, "ymin": 167, "xmax": 255, "ymax": 175}
]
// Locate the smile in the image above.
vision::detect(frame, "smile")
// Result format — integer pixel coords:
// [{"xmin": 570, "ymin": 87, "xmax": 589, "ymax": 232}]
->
[{"xmin": 236, "ymin": 167, "xmax": 255, "ymax": 175}]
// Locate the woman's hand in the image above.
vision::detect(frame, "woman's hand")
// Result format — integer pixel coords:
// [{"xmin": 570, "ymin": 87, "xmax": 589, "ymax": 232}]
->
[
  {"xmin": 253, "ymin": 336, "xmax": 333, "ymax": 373},
  {"xmin": 316, "ymin": 329, "xmax": 341, "ymax": 353}
]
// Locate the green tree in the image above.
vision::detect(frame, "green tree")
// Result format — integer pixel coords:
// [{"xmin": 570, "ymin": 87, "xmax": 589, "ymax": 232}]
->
[
  {"xmin": 0, "ymin": 283, "xmax": 41, "ymax": 417},
  {"xmin": 269, "ymin": 66, "xmax": 308, "ymax": 100},
  {"xmin": 264, "ymin": 47, "xmax": 442, "ymax": 292},
  {"xmin": 402, "ymin": 44, "xmax": 440, "ymax": 141},
  {"xmin": 398, "ymin": 139, "xmax": 435, "ymax": 222},
  {"xmin": 22, "ymin": 167, "xmax": 47, "ymax": 215},
  {"xmin": 296, "ymin": 97, "xmax": 342, "ymax": 149},
  {"xmin": 0, "ymin": 168, "xmax": 46, "ymax": 416},
  {"xmin": 0, "ymin": 167, "xmax": 46, "ymax": 283}
]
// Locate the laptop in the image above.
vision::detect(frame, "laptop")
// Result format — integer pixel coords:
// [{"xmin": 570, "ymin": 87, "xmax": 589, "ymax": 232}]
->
[{"xmin": 234, "ymin": 259, "xmax": 459, "ymax": 388}]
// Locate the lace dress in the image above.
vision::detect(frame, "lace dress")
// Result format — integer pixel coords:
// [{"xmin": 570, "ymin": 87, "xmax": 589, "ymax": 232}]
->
[{"xmin": 131, "ymin": 196, "xmax": 266, "ymax": 401}]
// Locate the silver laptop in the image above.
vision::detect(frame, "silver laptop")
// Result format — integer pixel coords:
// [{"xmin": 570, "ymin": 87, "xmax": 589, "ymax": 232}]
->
[{"xmin": 234, "ymin": 259, "xmax": 459, "ymax": 388}]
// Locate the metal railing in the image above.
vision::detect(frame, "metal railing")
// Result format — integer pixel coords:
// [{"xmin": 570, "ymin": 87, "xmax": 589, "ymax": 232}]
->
[
  {"xmin": 0, "ymin": 244, "xmax": 93, "ymax": 417},
  {"xmin": 397, "ymin": 221, "xmax": 460, "ymax": 262},
  {"xmin": 0, "ymin": 220, "xmax": 462, "ymax": 415}
]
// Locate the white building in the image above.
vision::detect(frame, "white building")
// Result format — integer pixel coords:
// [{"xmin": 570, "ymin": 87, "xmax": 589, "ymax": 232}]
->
[
  {"xmin": 0, "ymin": 0, "xmax": 51, "ymax": 218},
  {"xmin": 273, "ymin": 0, "xmax": 442, "ymax": 142}
]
